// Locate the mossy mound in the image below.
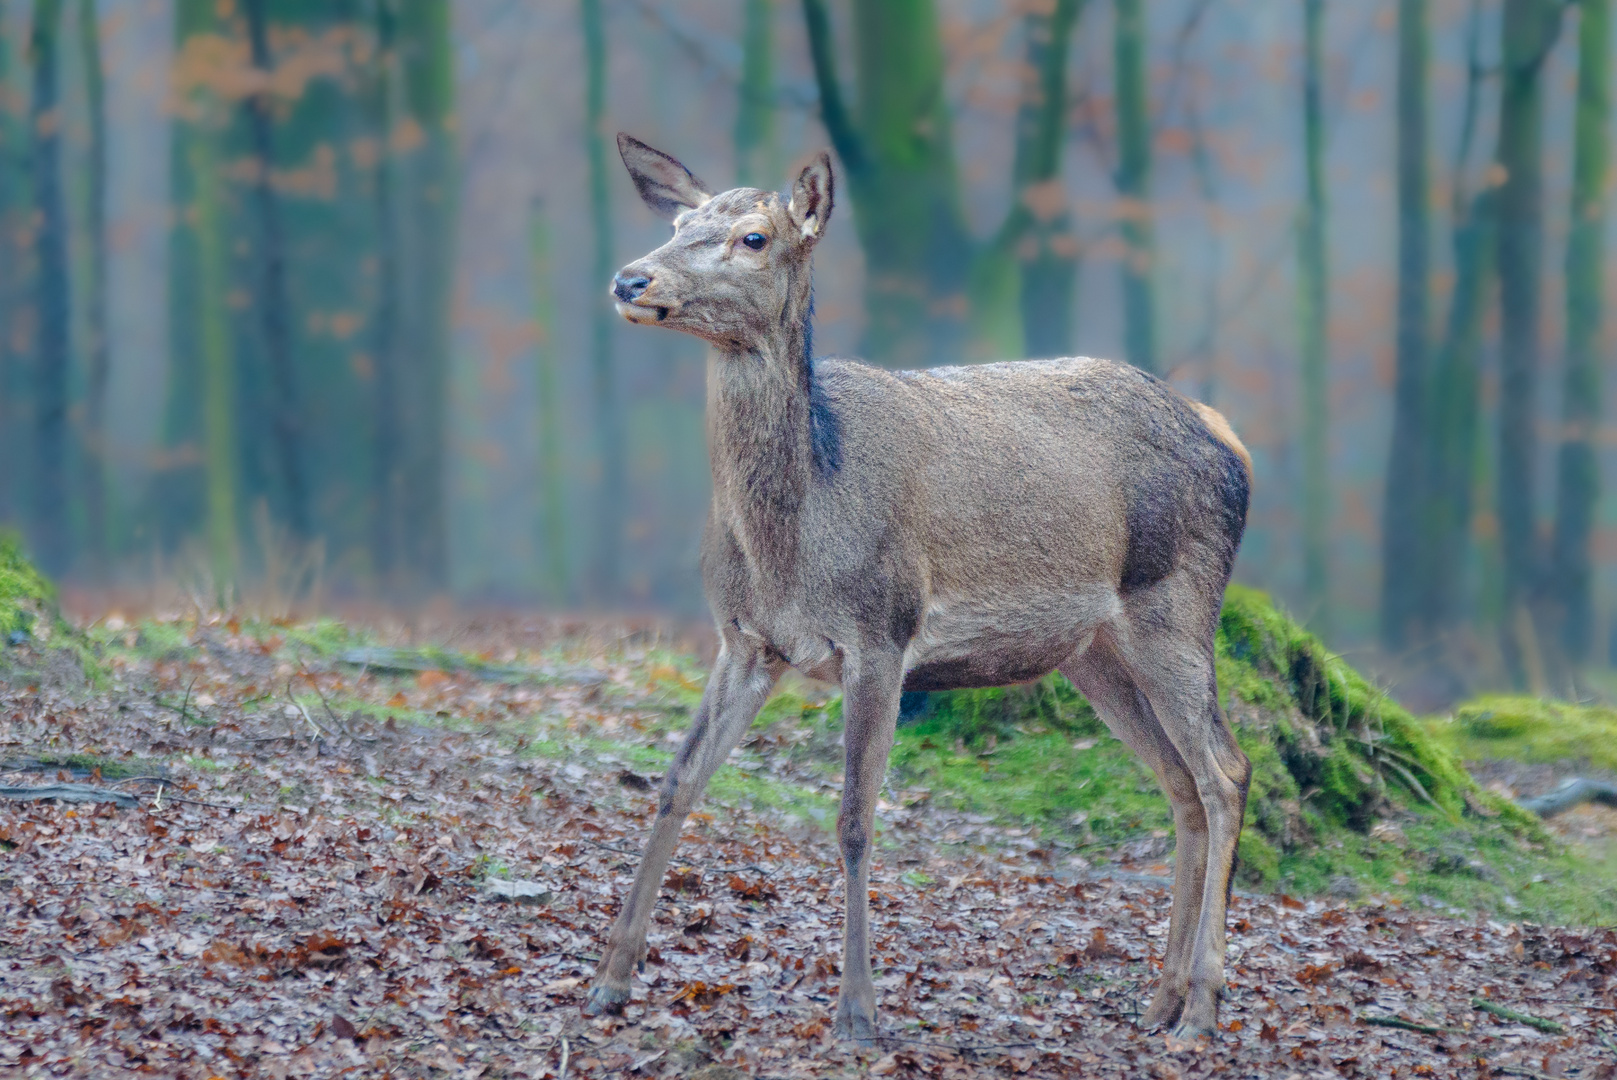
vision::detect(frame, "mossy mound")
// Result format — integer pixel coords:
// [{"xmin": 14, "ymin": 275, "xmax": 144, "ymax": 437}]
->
[
  {"xmin": 1425, "ymin": 695, "xmax": 1617, "ymax": 774},
  {"xmin": 886, "ymin": 585, "xmax": 1614, "ymax": 922},
  {"xmin": 0, "ymin": 532, "xmax": 59, "ymax": 645},
  {"xmin": 0, "ymin": 533, "xmax": 98, "ymax": 686}
]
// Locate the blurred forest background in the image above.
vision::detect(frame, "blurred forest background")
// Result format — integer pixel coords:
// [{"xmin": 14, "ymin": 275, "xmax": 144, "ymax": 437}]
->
[{"xmin": 0, "ymin": 0, "xmax": 1613, "ymax": 705}]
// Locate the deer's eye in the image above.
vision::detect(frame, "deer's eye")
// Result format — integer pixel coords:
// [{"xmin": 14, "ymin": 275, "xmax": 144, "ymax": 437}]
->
[{"xmin": 742, "ymin": 232, "xmax": 768, "ymax": 251}]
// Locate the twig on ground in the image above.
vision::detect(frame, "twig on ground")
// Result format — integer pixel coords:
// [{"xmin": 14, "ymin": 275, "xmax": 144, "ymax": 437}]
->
[
  {"xmin": 575, "ymin": 835, "xmax": 637, "ymax": 857},
  {"xmin": 298, "ymin": 660, "xmax": 377, "ymax": 743},
  {"xmin": 1472, "ymin": 998, "xmax": 1566, "ymax": 1034},
  {"xmin": 1358, "ymin": 1013, "xmax": 1457, "ymax": 1035},
  {"xmin": 139, "ymin": 784, "xmax": 241, "ymax": 812},
  {"xmin": 557, "ymin": 1037, "xmax": 570, "ymax": 1080},
  {"xmin": 880, "ymin": 1034, "xmax": 1041, "ymax": 1052},
  {"xmin": 285, "ymin": 682, "xmax": 334, "ymax": 739},
  {"xmin": 155, "ymin": 677, "xmax": 203, "ymax": 725}
]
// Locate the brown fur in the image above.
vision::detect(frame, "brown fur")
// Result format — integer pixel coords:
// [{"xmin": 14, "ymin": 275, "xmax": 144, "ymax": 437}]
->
[{"xmin": 585, "ymin": 135, "xmax": 1252, "ymax": 1042}]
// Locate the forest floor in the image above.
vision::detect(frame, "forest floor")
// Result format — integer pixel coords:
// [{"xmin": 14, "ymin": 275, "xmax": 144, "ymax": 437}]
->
[{"xmin": 0, "ymin": 613, "xmax": 1614, "ymax": 1079}]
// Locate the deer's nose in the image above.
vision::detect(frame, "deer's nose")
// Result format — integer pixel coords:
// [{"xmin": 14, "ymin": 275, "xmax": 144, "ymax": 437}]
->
[{"xmin": 612, "ymin": 273, "xmax": 651, "ymax": 302}]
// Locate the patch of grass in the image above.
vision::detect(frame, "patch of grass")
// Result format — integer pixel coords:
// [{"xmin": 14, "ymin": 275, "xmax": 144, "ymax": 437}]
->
[
  {"xmin": 1425, "ymin": 695, "xmax": 1617, "ymax": 773},
  {"xmin": 888, "ymin": 721, "xmax": 1168, "ymax": 848},
  {"xmin": 92, "ymin": 619, "xmax": 197, "ymax": 663},
  {"xmin": 278, "ymin": 618, "xmax": 366, "ymax": 657}
]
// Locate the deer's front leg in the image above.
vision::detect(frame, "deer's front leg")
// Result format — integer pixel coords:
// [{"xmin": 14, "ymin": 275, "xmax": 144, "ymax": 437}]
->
[
  {"xmin": 833, "ymin": 648, "xmax": 903, "ymax": 1043},
  {"xmin": 583, "ymin": 644, "xmax": 781, "ymax": 1016}
]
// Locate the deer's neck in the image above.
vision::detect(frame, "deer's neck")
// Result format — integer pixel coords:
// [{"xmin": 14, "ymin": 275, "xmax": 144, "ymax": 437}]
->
[{"xmin": 707, "ymin": 295, "xmax": 821, "ymax": 578}]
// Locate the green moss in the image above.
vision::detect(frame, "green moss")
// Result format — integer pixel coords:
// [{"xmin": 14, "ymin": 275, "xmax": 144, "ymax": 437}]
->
[
  {"xmin": 1217, "ymin": 584, "xmax": 1471, "ymax": 820},
  {"xmin": 1236, "ymin": 830, "xmax": 1281, "ymax": 888},
  {"xmin": 0, "ymin": 532, "xmax": 58, "ymax": 643},
  {"xmin": 0, "ymin": 533, "xmax": 105, "ymax": 686},
  {"xmin": 1428, "ymin": 695, "xmax": 1617, "ymax": 773},
  {"xmin": 278, "ymin": 618, "xmax": 365, "ymax": 657}
]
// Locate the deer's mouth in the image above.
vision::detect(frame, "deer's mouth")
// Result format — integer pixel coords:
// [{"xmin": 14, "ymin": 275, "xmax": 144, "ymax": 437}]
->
[{"xmin": 616, "ymin": 301, "xmax": 671, "ymax": 325}]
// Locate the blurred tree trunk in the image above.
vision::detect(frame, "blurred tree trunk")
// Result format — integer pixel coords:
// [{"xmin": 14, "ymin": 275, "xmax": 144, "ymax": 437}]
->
[
  {"xmin": 1297, "ymin": 0, "xmax": 1329, "ymax": 628},
  {"xmin": 396, "ymin": 0, "xmax": 454, "ymax": 591},
  {"xmin": 157, "ymin": 0, "xmax": 214, "ymax": 554},
  {"xmin": 29, "ymin": 0, "xmax": 70, "ymax": 575},
  {"xmin": 802, "ymin": 0, "xmax": 974, "ymax": 368},
  {"xmin": 1493, "ymin": 0, "xmax": 1563, "ymax": 689},
  {"xmin": 370, "ymin": 0, "xmax": 401, "ymax": 587},
  {"xmin": 1012, "ymin": 0, "xmax": 1086, "ymax": 359},
  {"xmin": 804, "ymin": 0, "xmax": 1087, "ymax": 365},
  {"xmin": 530, "ymin": 200, "xmax": 568, "ymax": 603},
  {"xmin": 734, "ymin": 0, "xmax": 775, "ymax": 187},
  {"xmin": 77, "ymin": 0, "xmax": 109, "ymax": 575},
  {"xmin": 1113, "ymin": 0, "xmax": 1155, "ymax": 373},
  {"xmin": 0, "ymin": 16, "xmax": 24, "ymax": 526},
  {"xmin": 1549, "ymin": 0, "xmax": 1609, "ymax": 671},
  {"xmin": 190, "ymin": 139, "xmax": 238, "ymax": 588},
  {"xmin": 1420, "ymin": 0, "xmax": 1494, "ymax": 635},
  {"xmin": 242, "ymin": 0, "xmax": 309, "ymax": 543},
  {"xmin": 1379, "ymin": 0, "xmax": 1428, "ymax": 651},
  {"xmin": 582, "ymin": 0, "xmax": 622, "ymax": 600}
]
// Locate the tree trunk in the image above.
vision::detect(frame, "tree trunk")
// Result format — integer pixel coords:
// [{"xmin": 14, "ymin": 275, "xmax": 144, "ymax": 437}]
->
[
  {"xmin": 0, "ymin": 16, "xmax": 23, "ymax": 526},
  {"xmin": 1113, "ymin": 0, "xmax": 1155, "ymax": 373},
  {"xmin": 734, "ymin": 0, "xmax": 775, "ymax": 187},
  {"xmin": 1493, "ymin": 0, "xmax": 1563, "ymax": 689},
  {"xmin": 802, "ymin": 0, "xmax": 973, "ymax": 368},
  {"xmin": 582, "ymin": 0, "xmax": 622, "ymax": 600},
  {"xmin": 190, "ymin": 139, "xmax": 238, "ymax": 588},
  {"xmin": 1549, "ymin": 0, "xmax": 1609, "ymax": 669},
  {"xmin": 1298, "ymin": 0, "xmax": 1329, "ymax": 628},
  {"xmin": 1419, "ymin": 0, "xmax": 1492, "ymax": 634},
  {"xmin": 1014, "ymin": 0, "xmax": 1086, "ymax": 359},
  {"xmin": 396, "ymin": 0, "xmax": 454, "ymax": 591},
  {"xmin": 77, "ymin": 0, "xmax": 109, "ymax": 575},
  {"xmin": 242, "ymin": 0, "xmax": 309, "ymax": 543},
  {"xmin": 1379, "ymin": 0, "xmax": 1429, "ymax": 650},
  {"xmin": 157, "ymin": 0, "xmax": 215, "ymax": 554},
  {"xmin": 28, "ymin": 0, "xmax": 70, "ymax": 575},
  {"xmin": 530, "ymin": 200, "xmax": 568, "ymax": 604},
  {"xmin": 370, "ymin": 0, "xmax": 402, "ymax": 587}
]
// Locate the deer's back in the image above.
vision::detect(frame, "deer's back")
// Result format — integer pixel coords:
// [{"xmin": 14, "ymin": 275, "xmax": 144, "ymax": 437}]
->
[{"xmin": 807, "ymin": 355, "xmax": 1247, "ymax": 655}]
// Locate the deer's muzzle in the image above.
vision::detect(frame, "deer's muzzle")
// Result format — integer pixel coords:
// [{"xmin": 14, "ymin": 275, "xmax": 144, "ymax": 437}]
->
[{"xmin": 612, "ymin": 273, "xmax": 650, "ymax": 302}]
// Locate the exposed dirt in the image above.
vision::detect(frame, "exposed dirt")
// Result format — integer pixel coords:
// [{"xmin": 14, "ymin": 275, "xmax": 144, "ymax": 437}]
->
[{"xmin": 0, "ymin": 622, "xmax": 1613, "ymax": 1078}]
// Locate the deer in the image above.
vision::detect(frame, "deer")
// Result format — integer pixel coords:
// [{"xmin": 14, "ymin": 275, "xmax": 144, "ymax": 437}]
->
[{"xmin": 582, "ymin": 134, "xmax": 1254, "ymax": 1043}]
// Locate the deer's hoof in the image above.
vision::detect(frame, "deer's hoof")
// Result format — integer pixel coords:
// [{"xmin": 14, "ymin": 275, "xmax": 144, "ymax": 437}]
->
[
  {"xmin": 1139, "ymin": 984, "xmax": 1186, "ymax": 1031},
  {"xmin": 832, "ymin": 998, "xmax": 878, "ymax": 1043},
  {"xmin": 1167, "ymin": 986, "xmax": 1219, "ymax": 1042},
  {"xmin": 582, "ymin": 980, "xmax": 630, "ymax": 1017}
]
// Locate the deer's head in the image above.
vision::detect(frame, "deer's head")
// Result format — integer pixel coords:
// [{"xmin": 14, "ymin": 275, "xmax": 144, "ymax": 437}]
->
[{"xmin": 611, "ymin": 134, "xmax": 833, "ymax": 351}]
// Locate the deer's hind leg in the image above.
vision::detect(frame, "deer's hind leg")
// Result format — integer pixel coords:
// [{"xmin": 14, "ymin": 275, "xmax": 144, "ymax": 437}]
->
[
  {"xmin": 1112, "ymin": 585, "xmax": 1252, "ymax": 1039},
  {"xmin": 1060, "ymin": 639, "xmax": 1210, "ymax": 1032},
  {"xmin": 584, "ymin": 643, "xmax": 783, "ymax": 1016}
]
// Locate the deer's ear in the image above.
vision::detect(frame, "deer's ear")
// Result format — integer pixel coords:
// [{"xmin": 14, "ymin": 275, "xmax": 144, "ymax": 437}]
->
[
  {"xmin": 618, "ymin": 134, "xmax": 712, "ymax": 221},
  {"xmin": 787, "ymin": 153, "xmax": 834, "ymax": 243}
]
